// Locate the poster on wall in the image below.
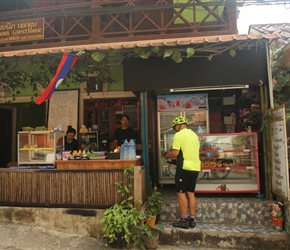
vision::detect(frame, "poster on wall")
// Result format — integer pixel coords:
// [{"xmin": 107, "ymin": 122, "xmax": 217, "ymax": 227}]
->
[
  {"xmin": 157, "ymin": 94, "xmax": 208, "ymax": 111},
  {"xmin": 270, "ymin": 105, "xmax": 289, "ymax": 200},
  {"xmin": 48, "ymin": 90, "xmax": 79, "ymax": 135}
]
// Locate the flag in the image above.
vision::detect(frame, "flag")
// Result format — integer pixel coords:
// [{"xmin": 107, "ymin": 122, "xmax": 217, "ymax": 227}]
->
[{"xmin": 35, "ymin": 53, "xmax": 78, "ymax": 105}]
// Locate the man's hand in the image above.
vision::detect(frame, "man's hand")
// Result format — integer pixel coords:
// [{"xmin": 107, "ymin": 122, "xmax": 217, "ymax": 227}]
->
[{"xmin": 162, "ymin": 151, "xmax": 168, "ymax": 158}]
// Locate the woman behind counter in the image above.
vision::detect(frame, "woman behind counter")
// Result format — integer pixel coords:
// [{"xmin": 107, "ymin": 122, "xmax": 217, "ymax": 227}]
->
[{"xmin": 64, "ymin": 125, "xmax": 79, "ymax": 151}]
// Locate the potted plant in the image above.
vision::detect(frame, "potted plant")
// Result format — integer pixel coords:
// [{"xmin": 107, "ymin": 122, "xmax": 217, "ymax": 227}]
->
[
  {"xmin": 145, "ymin": 186, "xmax": 163, "ymax": 227},
  {"xmin": 100, "ymin": 166, "xmax": 145, "ymax": 248},
  {"xmin": 139, "ymin": 220, "xmax": 165, "ymax": 249}
]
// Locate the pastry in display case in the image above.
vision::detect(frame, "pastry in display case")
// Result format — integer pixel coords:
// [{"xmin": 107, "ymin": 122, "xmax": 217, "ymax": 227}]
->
[{"xmin": 18, "ymin": 131, "xmax": 64, "ymax": 165}]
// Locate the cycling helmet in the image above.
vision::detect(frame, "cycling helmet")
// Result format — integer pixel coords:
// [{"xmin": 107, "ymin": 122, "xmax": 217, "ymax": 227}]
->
[{"xmin": 171, "ymin": 116, "xmax": 188, "ymax": 127}]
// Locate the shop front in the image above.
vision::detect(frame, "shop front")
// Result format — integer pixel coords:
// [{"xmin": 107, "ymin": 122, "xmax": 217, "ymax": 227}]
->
[{"xmin": 0, "ymin": 33, "xmax": 278, "ymax": 204}]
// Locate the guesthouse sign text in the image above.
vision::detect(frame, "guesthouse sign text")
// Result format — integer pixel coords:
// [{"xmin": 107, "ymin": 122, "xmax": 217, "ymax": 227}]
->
[{"xmin": 0, "ymin": 18, "xmax": 44, "ymax": 44}]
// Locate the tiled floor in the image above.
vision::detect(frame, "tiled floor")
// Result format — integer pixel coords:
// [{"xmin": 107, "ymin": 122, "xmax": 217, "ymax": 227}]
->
[{"xmin": 158, "ymin": 185, "xmax": 287, "ymax": 235}]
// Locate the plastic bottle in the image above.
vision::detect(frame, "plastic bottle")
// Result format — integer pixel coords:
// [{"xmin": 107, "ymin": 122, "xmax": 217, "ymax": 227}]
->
[
  {"xmin": 128, "ymin": 139, "xmax": 136, "ymax": 160},
  {"xmin": 123, "ymin": 139, "xmax": 129, "ymax": 160},
  {"xmin": 120, "ymin": 143, "xmax": 125, "ymax": 159},
  {"xmin": 198, "ymin": 125, "xmax": 203, "ymax": 134}
]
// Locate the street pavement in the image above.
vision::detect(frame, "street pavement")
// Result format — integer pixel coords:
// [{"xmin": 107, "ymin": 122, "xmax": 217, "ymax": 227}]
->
[{"xmin": 0, "ymin": 222, "xmax": 218, "ymax": 250}]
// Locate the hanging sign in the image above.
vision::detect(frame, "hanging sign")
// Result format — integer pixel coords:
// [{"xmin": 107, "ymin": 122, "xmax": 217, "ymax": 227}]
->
[
  {"xmin": 157, "ymin": 94, "xmax": 208, "ymax": 111},
  {"xmin": 0, "ymin": 18, "xmax": 44, "ymax": 44}
]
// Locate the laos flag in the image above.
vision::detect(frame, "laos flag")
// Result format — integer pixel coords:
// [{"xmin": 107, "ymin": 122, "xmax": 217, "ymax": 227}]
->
[{"xmin": 35, "ymin": 53, "xmax": 78, "ymax": 105}]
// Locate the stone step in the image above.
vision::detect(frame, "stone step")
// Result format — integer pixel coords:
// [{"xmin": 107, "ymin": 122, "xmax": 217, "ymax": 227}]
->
[
  {"xmin": 160, "ymin": 190, "xmax": 272, "ymax": 226},
  {"xmin": 158, "ymin": 188, "xmax": 289, "ymax": 249},
  {"xmin": 158, "ymin": 222, "xmax": 289, "ymax": 250}
]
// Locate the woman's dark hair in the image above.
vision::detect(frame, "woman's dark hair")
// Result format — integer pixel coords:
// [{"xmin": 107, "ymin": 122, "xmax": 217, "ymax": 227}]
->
[
  {"xmin": 66, "ymin": 125, "xmax": 76, "ymax": 135},
  {"xmin": 122, "ymin": 114, "xmax": 130, "ymax": 121}
]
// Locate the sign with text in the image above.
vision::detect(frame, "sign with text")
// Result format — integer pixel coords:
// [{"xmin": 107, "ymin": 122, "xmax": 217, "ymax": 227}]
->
[
  {"xmin": 270, "ymin": 105, "xmax": 289, "ymax": 200},
  {"xmin": 0, "ymin": 18, "xmax": 44, "ymax": 44}
]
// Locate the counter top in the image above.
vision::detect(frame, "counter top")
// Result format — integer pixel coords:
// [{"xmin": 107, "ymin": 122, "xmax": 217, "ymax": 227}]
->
[{"xmin": 55, "ymin": 158, "xmax": 142, "ymax": 170}]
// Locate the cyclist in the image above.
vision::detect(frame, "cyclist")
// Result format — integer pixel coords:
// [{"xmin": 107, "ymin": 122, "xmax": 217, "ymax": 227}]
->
[{"xmin": 163, "ymin": 116, "xmax": 200, "ymax": 229}]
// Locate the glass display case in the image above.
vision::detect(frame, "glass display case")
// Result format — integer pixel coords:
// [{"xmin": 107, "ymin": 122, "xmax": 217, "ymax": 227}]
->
[
  {"xmin": 18, "ymin": 131, "xmax": 64, "ymax": 165},
  {"xmin": 158, "ymin": 132, "xmax": 260, "ymax": 193}
]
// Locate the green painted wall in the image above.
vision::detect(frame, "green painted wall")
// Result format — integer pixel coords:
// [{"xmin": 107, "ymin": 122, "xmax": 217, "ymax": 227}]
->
[{"xmin": 174, "ymin": 0, "xmax": 225, "ymax": 24}]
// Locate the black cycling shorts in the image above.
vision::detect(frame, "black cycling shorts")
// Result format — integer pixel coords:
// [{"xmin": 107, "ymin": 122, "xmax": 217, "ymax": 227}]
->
[{"xmin": 175, "ymin": 169, "xmax": 199, "ymax": 193}]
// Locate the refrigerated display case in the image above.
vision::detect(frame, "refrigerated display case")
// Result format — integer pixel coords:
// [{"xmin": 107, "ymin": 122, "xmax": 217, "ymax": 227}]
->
[
  {"xmin": 158, "ymin": 131, "xmax": 260, "ymax": 193},
  {"xmin": 18, "ymin": 131, "xmax": 64, "ymax": 165},
  {"xmin": 157, "ymin": 94, "xmax": 209, "ymax": 184},
  {"xmin": 197, "ymin": 133, "xmax": 259, "ymax": 193}
]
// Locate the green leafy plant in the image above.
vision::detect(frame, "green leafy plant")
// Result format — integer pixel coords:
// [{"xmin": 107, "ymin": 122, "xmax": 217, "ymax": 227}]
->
[
  {"xmin": 146, "ymin": 186, "xmax": 163, "ymax": 215},
  {"xmin": 100, "ymin": 166, "xmax": 145, "ymax": 248},
  {"xmin": 260, "ymin": 108, "xmax": 272, "ymax": 135},
  {"xmin": 100, "ymin": 167, "xmax": 165, "ymax": 249},
  {"xmin": 272, "ymin": 43, "xmax": 290, "ymax": 106}
]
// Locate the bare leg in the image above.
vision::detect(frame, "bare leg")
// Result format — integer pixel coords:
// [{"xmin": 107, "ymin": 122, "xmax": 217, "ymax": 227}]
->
[
  {"xmin": 176, "ymin": 192, "xmax": 188, "ymax": 216},
  {"xmin": 187, "ymin": 191, "xmax": 197, "ymax": 215}
]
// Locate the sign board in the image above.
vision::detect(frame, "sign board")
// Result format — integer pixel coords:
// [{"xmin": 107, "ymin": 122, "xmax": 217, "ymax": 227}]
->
[
  {"xmin": 157, "ymin": 94, "xmax": 208, "ymax": 111},
  {"xmin": 48, "ymin": 90, "xmax": 79, "ymax": 135},
  {"xmin": 270, "ymin": 105, "xmax": 289, "ymax": 200},
  {"xmin": 0, "ymin": 18, "xmax": 44, "ymax": 44},
  {"xmin": 122, "ymin": 105, "xmax": 139, "ymax": 129}
]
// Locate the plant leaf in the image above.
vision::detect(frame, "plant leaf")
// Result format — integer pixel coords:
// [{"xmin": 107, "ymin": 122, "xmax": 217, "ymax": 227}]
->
[
  {"xmin": 229, "ymin": 49, "xmax": 236, "ymax": 57},
  {"xmin": 163, "ymin": 49, "xmax": 173, "ymax": 60},
  {"xmin": 186, "ymin": 47, "xmax": 195, "ymax": 58},
  {"xmin": 91, "ymin": 51, "xmax": 106, "ymax": 62}
]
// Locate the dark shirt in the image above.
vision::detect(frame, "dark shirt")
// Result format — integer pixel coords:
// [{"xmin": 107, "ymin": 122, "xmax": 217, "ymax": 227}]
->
[
  {"xmin": 64, "ymin": 137, "xmax": 79, "ymax": 151},
  {"xmin": 114, "ymin": 127, "xmax": 137, "ymax": 146}
]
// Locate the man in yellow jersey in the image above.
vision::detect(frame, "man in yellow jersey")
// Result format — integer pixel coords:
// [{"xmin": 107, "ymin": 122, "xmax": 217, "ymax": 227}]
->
[{"xmin": 164, "ymin": 116, "xmax": 201, "ymax": 229}]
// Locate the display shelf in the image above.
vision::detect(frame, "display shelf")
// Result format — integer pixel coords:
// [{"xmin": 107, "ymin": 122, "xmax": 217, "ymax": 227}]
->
[
  {"xmin": 17, "ymin": 131, "xmax": 64, "ymax": 165},
  {"xmin": 197, "ymin": 133, "xmax": 259, "ymax": 193},
  {"xmin": 158, "ymin": 132, "xmax": 260, "ymax": 193},
  {"xmin": 79, "ymin": 131, "xmax": 98, "ymax": 151}
]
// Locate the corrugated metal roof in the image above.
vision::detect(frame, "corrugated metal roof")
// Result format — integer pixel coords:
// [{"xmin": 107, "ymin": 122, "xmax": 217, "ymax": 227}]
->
[
  {"xmin": 0, "ymin": 33, "xmax": 280, "ymax": 57},
  {"xmin": 249, "ymin": 23, "xmax": 290, "ymax": 45}
]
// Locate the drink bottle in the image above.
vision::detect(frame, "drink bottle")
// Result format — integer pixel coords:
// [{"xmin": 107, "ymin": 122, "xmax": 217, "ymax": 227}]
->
[
  {"xmin": 123, "ymin": 139, "xmax": 129, "ymax": 160},
  {"xmin": 128, "ymin": 139, "xmax": 136, "ymax": 160}
]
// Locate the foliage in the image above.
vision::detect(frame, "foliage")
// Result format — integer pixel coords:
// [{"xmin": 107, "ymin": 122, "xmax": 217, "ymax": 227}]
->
[
  {"xmin": 272, "ymin": 43, "xmax": 290, "ymax": 106},
  {"xmin": 260, "ymin": 109, "xmax": 272, "ymax": 134},
  {"xmin": 100, "ymin": 166, "xmax": 165, "ymax": 249},
  {"xmin": 0, "ymin": 38, "xmax": 245, "ymax": 102},
  {"xmin": 146, "ymin": 186, "xmax": 163, "ymax": 215}
]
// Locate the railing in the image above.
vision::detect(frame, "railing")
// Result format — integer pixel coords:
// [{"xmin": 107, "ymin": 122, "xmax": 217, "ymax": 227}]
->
[{"xmin": 0, "ymin": 0, "xmax": 237, "ymax": 52}]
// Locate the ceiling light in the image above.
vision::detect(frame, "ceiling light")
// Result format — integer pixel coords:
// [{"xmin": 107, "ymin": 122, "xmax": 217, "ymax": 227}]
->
[{"xmin": 170, "ymin": 85, "xmax": 249, "ymax": 92}]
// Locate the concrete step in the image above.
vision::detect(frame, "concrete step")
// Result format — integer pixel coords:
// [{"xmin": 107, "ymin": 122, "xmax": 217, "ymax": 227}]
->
[
  {"xmin": 158, "ymin": 187, "xmax": 289, "ymax": 249},
  {"xmin": 158, "ymin": 222, "xmax": 289, "ymax": 250}
]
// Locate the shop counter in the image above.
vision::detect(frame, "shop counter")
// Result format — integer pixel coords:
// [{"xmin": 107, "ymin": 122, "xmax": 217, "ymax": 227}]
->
[
  {"xmin": 0, "ymin": 162, "xmax": 145, "ymax": 209},
  {"xmin": 55, "ymin": 158, "xmax": 142, "ymax": 170}
]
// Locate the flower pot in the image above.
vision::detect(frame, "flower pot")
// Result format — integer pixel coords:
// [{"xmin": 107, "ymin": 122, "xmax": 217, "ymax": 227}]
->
[
  {"xmin": 144, "ymin": 213, "xmax": 157, "ymax": 228},
  {"xmin": 144, "ymin": 231, "xmax": 159, "ymax": 249},
  {"xmin": 107, "ymin": 233, "xmax": 126, "ymax": 249}
]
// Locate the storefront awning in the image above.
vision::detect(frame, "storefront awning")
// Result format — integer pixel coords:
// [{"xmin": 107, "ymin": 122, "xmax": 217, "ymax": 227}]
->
[{"xmin": 0, "ymin": 33, "xmax": 280, "ymax": 57}]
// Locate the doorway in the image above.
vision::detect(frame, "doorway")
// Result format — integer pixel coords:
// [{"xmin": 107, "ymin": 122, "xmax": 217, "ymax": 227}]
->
[{"xmin": 0, "ymin": 107, "xmax": 13, "ymax": 167}]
